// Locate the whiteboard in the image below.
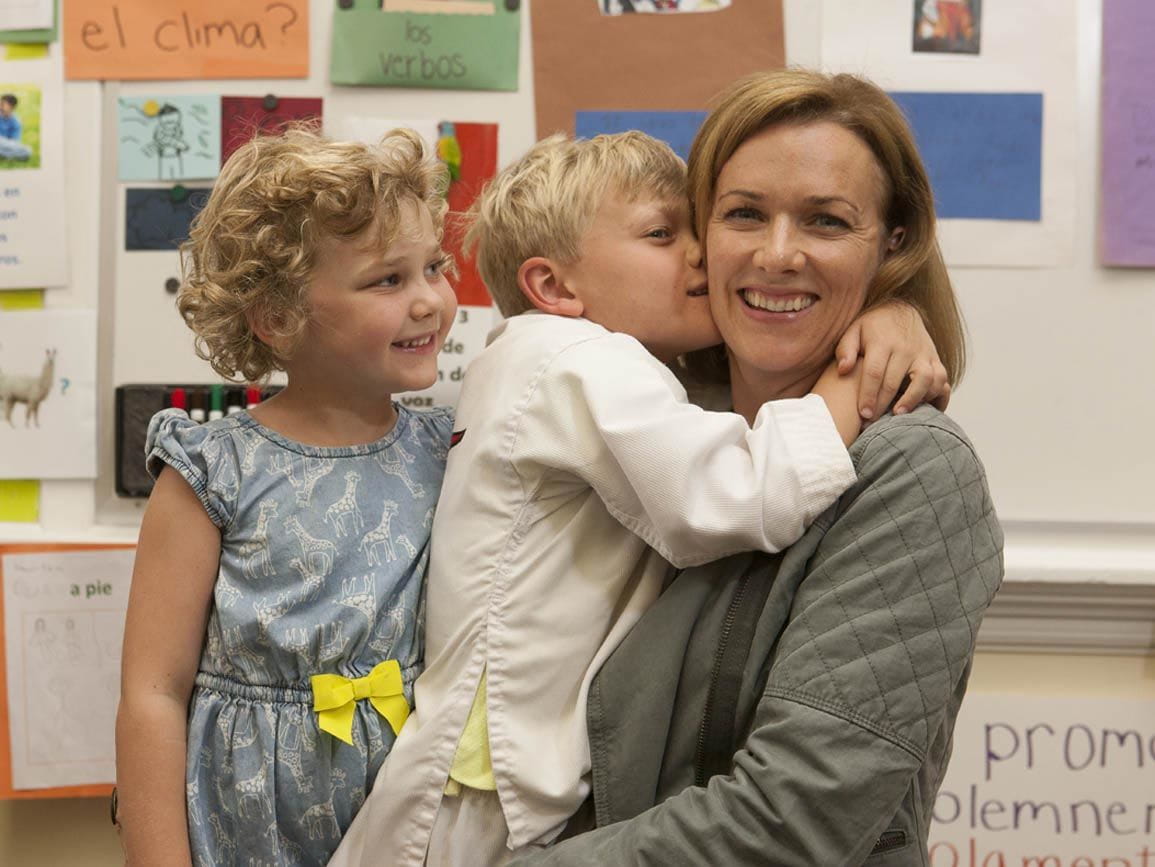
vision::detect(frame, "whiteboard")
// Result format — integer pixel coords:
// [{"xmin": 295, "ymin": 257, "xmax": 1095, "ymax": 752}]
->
[{"xmin": 7, "ymin": 0, "xmax": 1151, "ymax": 587}]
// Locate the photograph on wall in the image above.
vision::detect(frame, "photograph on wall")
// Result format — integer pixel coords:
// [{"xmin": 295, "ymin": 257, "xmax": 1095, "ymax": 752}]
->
[
  {"xmin": 913, "ymin": 0, "xmax": 981, "ymax": 54},
  {"xmin": 0, "ymin": 309, "xmax": 97, "ymax": 478},
  {"xmin": 117, "ymin": 95, "xmax": 221, "ymax": 182},
  {"xmin": 0, "ymin": 84, "xmax": 40, "ymax": 169},
  {"xmin": 599, "ymin": 0, "xmax": 732, "ymax": 14}
]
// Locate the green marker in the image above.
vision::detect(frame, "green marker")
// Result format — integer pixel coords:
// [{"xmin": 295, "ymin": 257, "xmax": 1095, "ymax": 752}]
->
[{"xmin": 208, "ymin": 384, "xmax": 224, "ymax": 421}]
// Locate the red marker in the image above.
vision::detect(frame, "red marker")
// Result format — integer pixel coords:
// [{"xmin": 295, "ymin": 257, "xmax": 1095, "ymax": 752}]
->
[
  {"xmin": 169, "ymin": 387, "xmax": 187, "ymax": 411},
  {"xmin": 245, "ymin": 387, "xmax": 262, "ymax": 410}
]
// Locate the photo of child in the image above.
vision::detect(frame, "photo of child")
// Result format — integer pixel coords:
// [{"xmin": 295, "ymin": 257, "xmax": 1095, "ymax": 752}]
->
[
  {"xmin": 599, "ymin": 0, "xmax": 732, "ymax": 14},
  {"xmin": 913, "ymin": 0, "xmax": 982, "ymax": 54},
  {"xmin": 0, "ymin": 84, "xmax": 41, "ymax": 169}
]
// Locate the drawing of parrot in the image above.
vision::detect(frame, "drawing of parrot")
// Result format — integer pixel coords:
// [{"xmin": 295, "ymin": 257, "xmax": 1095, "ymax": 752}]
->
[{"xmin": 437, "ymin": 121, "xmax": 462, "ymax": 181}]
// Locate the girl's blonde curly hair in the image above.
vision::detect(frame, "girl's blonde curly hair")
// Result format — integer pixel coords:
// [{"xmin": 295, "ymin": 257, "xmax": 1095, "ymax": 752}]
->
[{"xmin": 178, "ymin": 125, "xmax": 450, "ymax": 382}]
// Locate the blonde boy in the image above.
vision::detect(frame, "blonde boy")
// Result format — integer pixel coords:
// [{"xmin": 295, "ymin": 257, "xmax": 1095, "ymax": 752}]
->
[{"xmin": 332, "ymin": 132, "xmax": 909, "ymax": 866}]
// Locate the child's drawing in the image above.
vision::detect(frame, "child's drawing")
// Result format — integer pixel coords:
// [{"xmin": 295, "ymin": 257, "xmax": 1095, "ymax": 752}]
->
[{"xmin": 117, "ymin": 95, "xmax": 221, "ymax": 182}]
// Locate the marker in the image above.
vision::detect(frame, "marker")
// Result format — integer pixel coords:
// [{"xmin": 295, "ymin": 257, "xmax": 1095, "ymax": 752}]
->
[
  {"xmin": 168, "ymin": 387, "xmax": 187, "ymax": 411},
  {"xmin": 208, "ymin": 384, "xmax": 224, "ymax": 421},
  {"xmin": 245, "ymin": 387, "xmax": 262, "ymax": 410},
  {"xmin": 188, "ymin": 388, "xmax": 206, "ymax": 423},
  {"xmin": 226, "ymin": 387, "xmax": 244, "ymax": 416}
]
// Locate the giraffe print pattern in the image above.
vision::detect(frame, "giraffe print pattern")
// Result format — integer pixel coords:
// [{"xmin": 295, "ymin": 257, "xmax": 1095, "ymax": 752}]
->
[{"xmin": 144, "ymin": 405, "xmax": 452, "ymax": 866}]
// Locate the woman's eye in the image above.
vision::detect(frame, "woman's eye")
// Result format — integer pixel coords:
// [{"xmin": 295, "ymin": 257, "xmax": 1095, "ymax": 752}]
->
[
  {"xmin": 724, "ymin": 206, "xmax": 762, "ymax": 222},
  {"xmin": 814, "ymin": 213, "xmax": 850, "ymax": 230}
]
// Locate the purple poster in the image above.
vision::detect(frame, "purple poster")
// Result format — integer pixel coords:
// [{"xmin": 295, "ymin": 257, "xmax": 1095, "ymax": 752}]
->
[{"xmin": 1100, "ymin": 0, "xmax": 1155, "ymax": 266}]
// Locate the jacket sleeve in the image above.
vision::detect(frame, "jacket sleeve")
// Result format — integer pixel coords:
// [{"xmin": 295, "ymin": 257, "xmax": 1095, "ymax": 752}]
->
[
  {"xmin": 520, "ymin": 334, "xmax": 856, "ymax": 568},
  {"xmin": 510, "ymin": 414, "xmax": 1004, "ymax": 866}
]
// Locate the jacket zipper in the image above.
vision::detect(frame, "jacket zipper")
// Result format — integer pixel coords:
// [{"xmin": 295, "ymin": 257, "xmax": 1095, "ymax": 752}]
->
[{"xmin": 693, "ymin": 571, "xmax": 752, "ymax": 787}]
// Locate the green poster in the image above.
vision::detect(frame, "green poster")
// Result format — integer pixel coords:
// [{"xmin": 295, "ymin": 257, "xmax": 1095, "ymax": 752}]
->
[
  {"xmin": 330, "ymin": 0, "xmax": 520, "ymax": 91},
  {"xmin": 0, "ymin": 0, "xmax": 57, "ymax": 44}
]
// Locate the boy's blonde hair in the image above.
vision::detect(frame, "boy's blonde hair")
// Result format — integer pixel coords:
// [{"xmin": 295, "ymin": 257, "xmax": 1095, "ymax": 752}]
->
[
  {"xmin": 465, "ymin": 131, "xmax": 687, "ymax": 317},
  {"xmin": 179, "ymin": 125, "xmax": 450, "ymax": 382}
]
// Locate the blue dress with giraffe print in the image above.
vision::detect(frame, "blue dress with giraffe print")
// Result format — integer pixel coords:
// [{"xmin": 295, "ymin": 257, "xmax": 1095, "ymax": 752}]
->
[{"xmin": 145, "ymin": 405, "xmax": 452, "ymax": 866}]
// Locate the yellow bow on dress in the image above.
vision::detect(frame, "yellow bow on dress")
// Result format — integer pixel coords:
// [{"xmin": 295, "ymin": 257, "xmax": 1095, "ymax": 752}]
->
[{"xmin": 310, "ymin": 660, "xmax": 410, "ymax": 746}]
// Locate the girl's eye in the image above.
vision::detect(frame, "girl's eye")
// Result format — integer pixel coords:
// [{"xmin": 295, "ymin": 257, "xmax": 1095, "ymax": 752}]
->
[{"xmin": 376, "ymin": 274, "xmax": 400, "ymax": 288}]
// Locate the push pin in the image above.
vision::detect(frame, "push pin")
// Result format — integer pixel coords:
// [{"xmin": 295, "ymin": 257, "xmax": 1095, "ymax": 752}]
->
[
  {"xmin": 170, "ymin": 185, "xmax": 188, "ymax": 204},
  {"xmin": 504, "ymin": 0, "xmax": 519, "ymax": 9},
  {"xmin": 338, "ymin": 0, "xmax": 354, "ymax": 9},
  {"xmin": 165, "ymin": 277, "xmax": 180, "ymax": 294},
  {"xmin": 262, "ymin": 93, "xmax": 279, "ymax": 112}
]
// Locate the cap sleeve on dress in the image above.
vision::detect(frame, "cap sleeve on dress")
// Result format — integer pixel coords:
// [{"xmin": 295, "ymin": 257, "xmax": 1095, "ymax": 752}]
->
[{"xmin": 145, "ymin": 408, "xmax": 239, "ymax": 528}]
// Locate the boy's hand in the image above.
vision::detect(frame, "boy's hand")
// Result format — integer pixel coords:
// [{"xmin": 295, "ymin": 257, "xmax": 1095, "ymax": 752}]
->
[
  {"xmin": 835, "ymin": 301, "xmax": 950, "ymax": 419},
  {"xmin": 812, "ymin": 360, "xmax": 864, "ymax": 448}
]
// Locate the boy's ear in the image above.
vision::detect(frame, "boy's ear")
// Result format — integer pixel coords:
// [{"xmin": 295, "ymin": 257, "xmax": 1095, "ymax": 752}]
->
[{"xmin": 518, "ymin": 257, "xmax": 584, "ymax": 318}]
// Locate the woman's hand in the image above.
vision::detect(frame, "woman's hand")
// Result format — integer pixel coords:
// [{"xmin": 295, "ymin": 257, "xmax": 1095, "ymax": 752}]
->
[{"xmin": 835, "ymin": 301, "xmax": 950, "ymax": 419}]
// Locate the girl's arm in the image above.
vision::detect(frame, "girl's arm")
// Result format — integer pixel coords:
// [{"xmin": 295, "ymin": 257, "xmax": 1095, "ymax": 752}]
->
[{"xmin": 115, "ymin": 467, "xmax": 221, "ymax": 867}]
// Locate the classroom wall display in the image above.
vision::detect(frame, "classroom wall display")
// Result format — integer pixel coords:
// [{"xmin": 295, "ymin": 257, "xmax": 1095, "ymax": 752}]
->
[
  {"xmin": 575, "ymin": 110, "xmax": 707, "ymax": 161},
  {"xmin": 0, "ymin": 545, "xmax": 133, "ymax": 794},
  {"xmin": 598, "ymin": 0, "xmax": 732, "ymax": 14},
  {"xmin": 0, "ymin": 0, "xmax": 53, "ymax": 32},
  {"xmin": 0, "ymin": 309, "xmax": 96, "ymax": 479},
  {"xmin": 330, "ymin": 0, "xmax": 520, "ymax": 91},
  {"xmin": 820, "ymin": 0, "xmax": 1077, "ymax": 267},
  {"xmin": 117, "ymin": 94, "xmax": 221, "ymax": 182},
  {"xmin": 123, "ymin": 185, "xmax": 209, "ymax": 251},
  {"xmin": 890, "ymin": 92, "xmax": 1042, "ymax": 221},
  {"xmin": 0, "ymin": 45, "xmax": 65, "ymax": 289},
  {"xmin": 533, "ymin": 0, "xmax": 784, "ymax": 139},
  {"xmin": 912, "ymin": 0, "xmax": 981, "ymax": 55},
  {"xmin": 1099, "ymin": 0, "xmax": 1155, "ymax": 267},
  {"xmin": 62, "ymin": 0, "xmax": 309, "ymax": 81},
  {"xmin": 221, "ymin": 94, "xmax": 322, "ymax": 164},
  {"xmin": 0, "ymin": 0, "xmax": 55, "ymax": 45},
  {"xmin": 928, "ymin": 694, "xmax": 1155, "ymax": 866}
]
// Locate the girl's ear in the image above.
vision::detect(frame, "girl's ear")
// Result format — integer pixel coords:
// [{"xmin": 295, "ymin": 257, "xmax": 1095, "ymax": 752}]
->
[
  {"xmin": 517, "ymin": 257, "xmax": 584, "ymax": 318},
  {"xmin": 246, "ymin": 304, "xmax": 290, "ymax": 354}
]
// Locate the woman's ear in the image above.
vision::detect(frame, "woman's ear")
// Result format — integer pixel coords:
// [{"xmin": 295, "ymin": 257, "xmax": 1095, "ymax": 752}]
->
[
  {"xmin": 518, "ymin": 257, "xmax": 585, "ymax": 318},
  {"xmin": 886, "ymin": 227, "xmax": 906, "ymax": 254}
]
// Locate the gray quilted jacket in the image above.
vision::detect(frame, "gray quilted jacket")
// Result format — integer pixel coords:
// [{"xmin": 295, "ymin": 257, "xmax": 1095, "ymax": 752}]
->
[{"xmin": 511, "ymin": 407, "xmax": 1003, "ymax": 866}]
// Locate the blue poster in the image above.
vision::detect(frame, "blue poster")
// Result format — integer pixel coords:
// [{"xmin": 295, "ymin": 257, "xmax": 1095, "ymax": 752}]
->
[
  {"xmin": 890, "ymin": 92, "xmax": 1043, "ymax": 221},
  {"xmin": 575, "ymin": 110, "xmax": 707, "ymax": 161}
]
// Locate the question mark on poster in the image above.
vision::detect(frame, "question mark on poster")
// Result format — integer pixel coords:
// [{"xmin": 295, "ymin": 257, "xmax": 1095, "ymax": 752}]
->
[
  {"xmin": 60, "ymin": 377, "xmax": 70, "ymax": 395},
  {"xmin": 266, "ymin": 2, "xmax": 299, "ymax": 43}
]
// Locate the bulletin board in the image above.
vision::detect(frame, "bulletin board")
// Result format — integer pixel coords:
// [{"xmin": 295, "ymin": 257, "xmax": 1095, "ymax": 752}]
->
[{"xmin": 0, "ymin": 0, "xmax": 1148, "ymax": 592}]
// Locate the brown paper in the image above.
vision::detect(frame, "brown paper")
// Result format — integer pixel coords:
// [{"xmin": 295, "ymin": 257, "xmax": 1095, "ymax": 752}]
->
[{"xmin": 531, "ymin": 0, "xmax": 784, "ymax": 138}]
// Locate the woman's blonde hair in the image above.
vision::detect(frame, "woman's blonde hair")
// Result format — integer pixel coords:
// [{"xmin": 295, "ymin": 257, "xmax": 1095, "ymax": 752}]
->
[
  {"xmin": 465, "ymin": 131, "xmax": 687, "ymax": 317},
  {"xmin": 686, "ymin": 69, "xmax": 966, "ymax": 386},
  {"xmin": 178, "ymin": 125, "xmax": 450, "ymax": 382}
]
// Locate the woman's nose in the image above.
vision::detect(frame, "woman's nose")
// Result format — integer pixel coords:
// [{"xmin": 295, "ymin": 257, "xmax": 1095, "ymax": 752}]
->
[{"xmin": 754, "ymin": 220, "xmax": 804, "ymax": 272}]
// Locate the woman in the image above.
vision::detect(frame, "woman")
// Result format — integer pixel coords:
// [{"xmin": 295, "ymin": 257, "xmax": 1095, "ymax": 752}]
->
[{"xmin": 511, "ymin": 70, "xmax": 1003, "ymax": 865}]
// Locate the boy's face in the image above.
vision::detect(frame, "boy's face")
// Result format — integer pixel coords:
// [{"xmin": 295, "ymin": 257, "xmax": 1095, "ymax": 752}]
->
[
  {"xmin": 0, "ymin": 100, "xmax": 13, "ymax": 117},
  {"xmin": 290, "ymin": 200, "xmax": 457, "ymax": 398},
  {"xmin": 560, "ymin": 190, "xmax": 720, "ymax": 363}
]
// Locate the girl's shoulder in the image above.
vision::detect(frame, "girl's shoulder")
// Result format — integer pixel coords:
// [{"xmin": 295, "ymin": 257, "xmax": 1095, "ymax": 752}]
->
[{"xmin": 145, "ymin": 408, "xmax": 246, "ymax": 528}]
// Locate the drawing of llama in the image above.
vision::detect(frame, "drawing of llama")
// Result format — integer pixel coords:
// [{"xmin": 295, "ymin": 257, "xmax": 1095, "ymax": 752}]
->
[{"xmin": 0, "ymin": 348, "xmax": 55, "ymax": 427}]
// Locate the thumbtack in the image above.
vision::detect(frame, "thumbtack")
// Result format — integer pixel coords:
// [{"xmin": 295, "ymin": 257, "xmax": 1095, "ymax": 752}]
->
[
  {"xmin": 165, "ymin": 277, "xmax": 180, "ymax": 294},
  {"xmin": 262, "ymin": 93, "xmax": 280, "ymax": 112},
  {"xmin": 170, "ymin": 184, "xmax": 188, "ymax": 204}
]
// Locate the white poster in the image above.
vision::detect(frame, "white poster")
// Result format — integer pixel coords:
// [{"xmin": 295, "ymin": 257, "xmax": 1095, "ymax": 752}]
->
[
  {"xmin": 820, "ymin": 0, "xmax": 1078, "ymax": 267},
  {"xmin": 2, "ymin": 548, "xmax": 134, "ymax": 790},
  {"xmin": 0, "ymin": 0, "xmax": 53, "ymax": 31},
  {"xmin": 0, "ymin": 42, "xmax": 68, "ymax": 288},
  {"xmin": 929, "ymin": 693, "xmax": 1155, "ymax": 864},
  {"xmin": 0, "ymin": 309, "xmax": 97, "ymax": 478},
  {"xmin": 397, "ymin": 304, "xmax": 499, "ymax": 411}
]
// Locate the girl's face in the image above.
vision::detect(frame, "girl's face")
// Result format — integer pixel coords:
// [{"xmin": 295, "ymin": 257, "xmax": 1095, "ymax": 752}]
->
[
  {"xmin": 705, "ymin": 121, "xmax": 896, "ymax": 399},
  {"xmin": 290, "ymin": 200, "xmax": 457, "ymax": 399}
]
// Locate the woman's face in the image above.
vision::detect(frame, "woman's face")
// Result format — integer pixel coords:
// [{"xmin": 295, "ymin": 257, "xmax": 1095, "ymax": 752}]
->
[{"xmin": 705, "ymin": 121, "xmax": 897, "ymax": 398}]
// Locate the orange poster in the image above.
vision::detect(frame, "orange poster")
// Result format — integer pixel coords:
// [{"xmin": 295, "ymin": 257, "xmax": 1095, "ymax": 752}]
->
[{"xmin": 63, "ymin": 0, "xmax": 309, "ymax": 81}]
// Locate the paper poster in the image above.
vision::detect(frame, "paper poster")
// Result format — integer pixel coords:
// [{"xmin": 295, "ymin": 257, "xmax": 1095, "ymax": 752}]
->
[
  {"xmin": 0, "ymin": 0, "xmax": 52, "ymax": 31},
  {"xmin": 533, "ymin": 0, "xmax": 784, "ymax": 138},
  {"xmin": 599, "ymin": 0, "xmax": 731, "ymax": 13},
  {"xmin": 0, "ymin": 309, "xmax": 96, "ymax": 479},
  {"xmin": 335, "ymin": 116, "xmax": 498, "ymax": 409},
  {"xmin": 1, "ymin": 546, "xmax": 134, "ymax": 790},
  {"xmin": 221, "ymin": 94, "xmax": 322, "ymax": 164},
  {"xmin": 117, "ymin": 95, "xmax": 221, "ymax": 182},
  {"xmin": 0, "ymin": 43, "xmax": 64, "ymax": 288},
  {"xmin": 820, "ymin": 0, "xmax": 1078, "ymax": 267},
  {"xmin": 890, "ymin": 92, "xmax": 1041, "ymax": 221},
  {"xmin": 1099, "ymin": 0, "xmax": 1155, "ymax": 267},
  {"xmin": 575, "ymin": 110, "xmax": 707, "ymax": 160},
  {"xmin": 0, "ymin": 479, "xmax": 36, "ymax": 521},
  {"xmin": 63, "ymin": 0, "xmax": 308, "ymax": 81},
  {"xmin": 0, "ymin": 0, "xmax": 53, "ymax": 45},
  {"xmin": 928, "ymin": 694, "xmax": 1155, "ymax": 865},
  {"xmin": 330, "ymin": 0, "xmax": 520, "ymax": 91},
  {"xmin": 913, "ymin": 0, "xmax": 981, "ymax": 54},
  {"xmin": 124, "ymin": 186, "xmax": 209, "ymax": 251}
]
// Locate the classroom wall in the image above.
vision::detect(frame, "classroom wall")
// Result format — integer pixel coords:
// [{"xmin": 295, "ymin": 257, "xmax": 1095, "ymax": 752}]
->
[{"xmin": 1, "ymin": 0, "xmax": 1152, "ymax": 861}]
